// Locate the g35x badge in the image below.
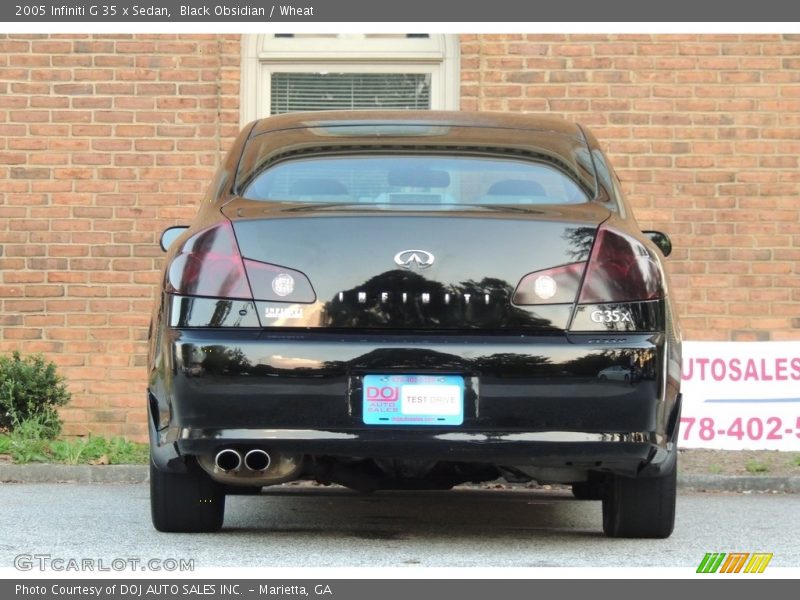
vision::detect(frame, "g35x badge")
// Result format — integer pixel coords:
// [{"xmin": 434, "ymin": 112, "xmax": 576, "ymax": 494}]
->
[{"xmin": 590, "ymin": 309, "xmax": 633, "ymax": 324}]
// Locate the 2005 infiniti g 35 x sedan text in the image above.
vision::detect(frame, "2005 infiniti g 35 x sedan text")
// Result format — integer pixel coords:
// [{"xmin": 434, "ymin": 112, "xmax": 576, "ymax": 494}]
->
[{"xmin": 148, "ymin": 111, "xmax": 682, "ymax": 538}]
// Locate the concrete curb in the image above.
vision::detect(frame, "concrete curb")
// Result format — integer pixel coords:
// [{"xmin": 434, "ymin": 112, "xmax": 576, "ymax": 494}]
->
[
  {"xmin": 0, "ymin": 464, "xmax": 799, "ymax": 492},
  {"xmin": 0, "ymin": 464, "xmax": 148, "ymax": 484},
  {"xmin": 678, "ymin": 473, "xmax": 800, "ymax": 493}
]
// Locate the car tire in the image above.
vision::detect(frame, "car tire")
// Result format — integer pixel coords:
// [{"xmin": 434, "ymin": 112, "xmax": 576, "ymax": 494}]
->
[
  {"xmin": 602, "ymin": 458, "xmax": 676, "ymax": 539},
  {"xmin": 150, "ymin": 459, "xmax": 225, "ymax": 532},
  {"xmin": 624, "ymin": 374, "xmax": 630, "ymax": 383},
  {"xmin": 599, "ymin": 375, "xmax": 607, "ymax": 381},
  {"xmin": 571, "ymin": 473, "xmax": 605, "ymax": 500}
]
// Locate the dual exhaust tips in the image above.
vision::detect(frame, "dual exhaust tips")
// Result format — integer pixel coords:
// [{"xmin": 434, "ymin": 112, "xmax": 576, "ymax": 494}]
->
[{"xmin": 215, "ymin": 448, "xmax": 271, "ymax": 473}]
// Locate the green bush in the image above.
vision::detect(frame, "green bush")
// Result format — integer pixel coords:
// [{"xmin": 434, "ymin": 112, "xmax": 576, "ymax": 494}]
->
[{"xmin": 0, "ymin": 351, "xmax": 70, "ymax": 438}]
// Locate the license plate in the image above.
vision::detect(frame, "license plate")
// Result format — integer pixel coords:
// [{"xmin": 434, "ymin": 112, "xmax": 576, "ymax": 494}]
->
[{"xmin": 362, "ymin": 374, "xmax": 464, "ymax": 426}]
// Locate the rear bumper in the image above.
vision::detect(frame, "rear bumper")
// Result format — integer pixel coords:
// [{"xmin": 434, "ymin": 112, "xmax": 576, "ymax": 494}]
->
[
  {"xmin": 171, "ymin": 427, "xmax": 678, "ymax": 477},
  {"xmin": 148, "ymin": 329, "xmax": 681, "ymax": 476}
]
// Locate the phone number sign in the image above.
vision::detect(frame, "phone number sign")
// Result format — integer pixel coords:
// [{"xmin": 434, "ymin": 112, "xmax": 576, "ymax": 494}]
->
[{"xmin": 680, "ymin": 341, "xmax": 800, "ymax": 450}]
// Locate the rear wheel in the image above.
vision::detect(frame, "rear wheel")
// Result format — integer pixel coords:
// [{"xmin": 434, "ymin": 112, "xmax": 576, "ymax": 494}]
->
[
  {"xmin": 150, "ymin": 459, "xmax": 225, "ymax": 532},
  {"xmin": 602, "ymin": 458, "xmax": 677, "ymax": 538},
  {"xmin": 571, "ymin": 472, "xmax": 605, "ymax": 500}
]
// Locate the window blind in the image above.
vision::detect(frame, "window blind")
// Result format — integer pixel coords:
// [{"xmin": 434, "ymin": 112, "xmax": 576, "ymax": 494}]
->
[{"xmin": 270, "ymin": 72, "xmax": 432, "ymax": 114}]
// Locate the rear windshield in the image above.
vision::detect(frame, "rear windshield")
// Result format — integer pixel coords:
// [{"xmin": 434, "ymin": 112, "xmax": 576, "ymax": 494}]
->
[{"xmin": 239, "ymin": 155, "xmax": 588, "ymax": 205}]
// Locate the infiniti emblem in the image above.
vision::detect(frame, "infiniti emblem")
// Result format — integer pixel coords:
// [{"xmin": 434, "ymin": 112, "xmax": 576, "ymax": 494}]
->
[{"xmin": 394, "ymin": 249, "xmax": 435, "ymax": 269}]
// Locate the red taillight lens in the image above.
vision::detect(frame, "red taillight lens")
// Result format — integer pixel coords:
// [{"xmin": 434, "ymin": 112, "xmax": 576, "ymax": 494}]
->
[
  {"xmin": 578, "ymin": 226, "xmax": 664, "ymax": 303},
  {"xmin": 166, "ymin": 222, "xmax": 316, "ymax": 303},
  {"xmin": 513, "ymin": 262, "xmax": 585, "ymax": 305},
  {"xmin": 167, "ymin": 222, "xmax": 253, "ymax": 299}
]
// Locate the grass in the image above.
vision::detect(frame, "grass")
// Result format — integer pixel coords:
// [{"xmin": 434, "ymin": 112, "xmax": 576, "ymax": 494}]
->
[
  {"xmin": 48, "ymin": 436, "xmax": 148, "ymax": 465},
  {"xmin": 744, "ymin": 460, "xmax": 771, "ymax": 474},
  {"xmin": 0, "ymin": 418, "xmax": 147, "ymax": 465},
  {"xmin": 793, "ymin": 455, "xmax": 800, "ymax": 468},
  {"xmin": 707, "ymin": 464, "xmax": 722, "ymax": 475}
]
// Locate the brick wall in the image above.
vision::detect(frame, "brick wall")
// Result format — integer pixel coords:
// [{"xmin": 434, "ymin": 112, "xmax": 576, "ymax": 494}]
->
[
  {"xmin": 1, "ymin": 33, "xmax": 798, "ymax": 439},
  {"xmin": 461, "ymin": 34, "xmax": 800, "ymax": 341},
  {"xmin": 0, "ymin": 34, "xmax": 241, "ymax": 438}
]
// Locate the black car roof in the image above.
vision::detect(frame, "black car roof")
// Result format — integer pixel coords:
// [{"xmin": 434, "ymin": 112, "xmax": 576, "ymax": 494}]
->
[{"xmin": 248, "ymin": 110, "xmax": 586, "ymax": 140}]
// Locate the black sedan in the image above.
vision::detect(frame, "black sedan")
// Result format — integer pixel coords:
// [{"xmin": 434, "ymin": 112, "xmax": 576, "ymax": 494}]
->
[{"xmin": 148, "ymin": 110, "xmax": 681, "ymax": 538}]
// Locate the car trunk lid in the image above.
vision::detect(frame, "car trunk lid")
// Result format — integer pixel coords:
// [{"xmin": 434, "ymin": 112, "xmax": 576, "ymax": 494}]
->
[{"xmin": 223, "ymin": 200, "xmax": 610, "ymax": 331}]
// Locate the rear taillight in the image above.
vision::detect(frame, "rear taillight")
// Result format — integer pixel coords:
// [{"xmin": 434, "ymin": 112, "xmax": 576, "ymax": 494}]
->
[
  {"xmin": 513, "ymin": 226, "xmax": 664, "ymax": 307},
  {"xmin": 167, "ymin": 222, "xmax": 252, "ymax": 299},
  {"xmin": 578, "ymin": 226, "xmax": 664, "ymax": 303},
  {"xmin": 167, "ymin": 222, "xmax": 315, "ymax": 303},
  {"xmin": 513, "ymin": 262, "xmax": 585, "ymax": 305}
]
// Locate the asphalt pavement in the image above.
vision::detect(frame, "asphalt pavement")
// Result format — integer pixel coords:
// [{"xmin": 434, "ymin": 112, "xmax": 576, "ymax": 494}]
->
[
  {"xmin": 2, "ymin": 463, "xmax": 799, "ymax": 492},
  {"xmin": 1, "ymin": 481, "xmax": 798, "ymax": 569}
]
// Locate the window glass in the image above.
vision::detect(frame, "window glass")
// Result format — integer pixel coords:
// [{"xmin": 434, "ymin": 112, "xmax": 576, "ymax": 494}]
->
[{"xmin": 241, "ymin": 155, "xmax": 588, "ymax": 206}]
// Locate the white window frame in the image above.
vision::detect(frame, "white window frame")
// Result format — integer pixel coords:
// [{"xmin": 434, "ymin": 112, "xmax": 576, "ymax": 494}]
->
[{"xmin": 240, "ymin": 34, "xmax": 460, "ymax": 126}]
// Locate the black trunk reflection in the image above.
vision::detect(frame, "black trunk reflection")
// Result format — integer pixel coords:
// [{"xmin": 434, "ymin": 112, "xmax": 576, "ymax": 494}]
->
[
  {"xmin": 562, "ymin": 226, "xmax": 596, "ymax": 262},
  {"xmin": 320, "ymin": 270, "xmax": 553, "ymax": 330}
]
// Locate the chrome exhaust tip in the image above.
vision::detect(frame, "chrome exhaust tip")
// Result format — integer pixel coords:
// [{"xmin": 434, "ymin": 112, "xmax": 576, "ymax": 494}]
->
[
  {"xmin": 214, "ymin": 448, "xmax": 242, "ymax": 472},
  {"xmin": 244, "ymin": 449, "xmax": 271, "ymax": 472}
]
